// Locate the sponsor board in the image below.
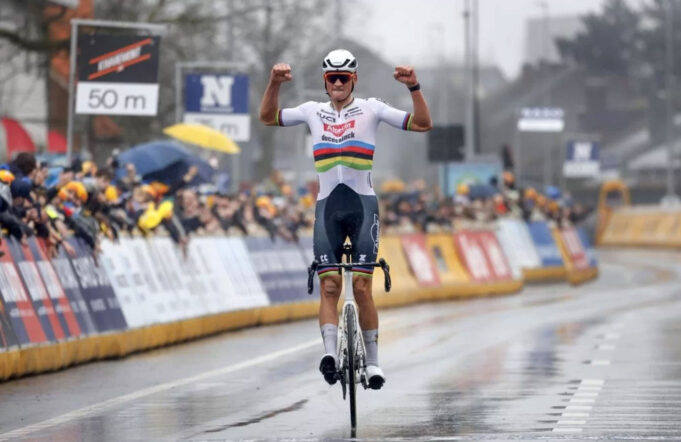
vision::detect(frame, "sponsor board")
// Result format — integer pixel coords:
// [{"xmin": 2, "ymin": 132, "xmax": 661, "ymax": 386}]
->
[
  {"xmin": 476, "ymin": 231, "xmax": 513, "ymax": 281},
  {"xmin": 0, "ymin": 297, "xmax": 18, "ymax": 349},
  {"xmin": 0, "ymin": 238, "xmax": 47, "ymax": 345},
  {"xmin": 215, "ymin": 237, "xmax": 269, "ymax": 310},
  {"xmin": 6, "ymin": 238, "xmax": 64, "ymax": 341},
  {"xmin": 189, "ymin": 238, "xmax": 237, "ymax": 313},
  {"xmin": 100, "ymin": 239, "xmax": 150, "ymax": 328},
  {"xmin": 425, "ymin": 234, "xmax": 470, "ymax": 283},
  {"xmin": 400, "ymin": 234, "xmax": 440, "ymax": 287},
  {"xmin": 51, "ymin": 245, "xmax": 97, "ymax": 335},
  {"xmin": 68, "ymin": 238, "xmax": 127, "ymax": 331},
  {"xmin": 151, "ymin": 238, "xmax": 203, "ymax": 319},
  {"xmin": 245, "ymin": 237, "xmax": 308, "ymax": 303},
  {"xmin": 184, "ymin": 73, "xmax": 250, "ymax": 141},
  {"xmin": 453, "ymin": 232, "xmax": 493, "ymax": 283},
  {"xmin": 29, "ymin": 238, "xmax": 81, "ymax": 337},
  {"xmin": 128, "ymin": 237, "xmax": 178, "ymax": 322},
  {"xmin": 527, "ymin": 222, "xmax": 565, "ymax": 268},
  {"xmin": 577, "ymin": 228, "xmax": 598, "ymax": 268},
  {"xmin": 496, "ymin": 220, "xmax": 542, "ymax": 273},
  {"xmin": 560, "ymin": 228, "xmax": 590, "ymax": 271}
]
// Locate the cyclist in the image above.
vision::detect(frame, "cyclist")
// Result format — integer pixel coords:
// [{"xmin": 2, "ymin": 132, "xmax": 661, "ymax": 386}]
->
[{"xmin": 259, "ymin": 49, "xmax": 432, "ymax": 389}]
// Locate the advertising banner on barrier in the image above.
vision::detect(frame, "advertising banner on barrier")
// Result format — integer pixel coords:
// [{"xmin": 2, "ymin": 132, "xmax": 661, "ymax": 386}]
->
[
  {"xmin": 216, "ymin": 237, "xmax": 269, "ymax": 310},
  {"xmin": 151, "ymin": 238, "xmax": 204, "ymax": 318},
  {"xmin": 128, "ymin": 237, "xmax": 180, "ymax": 322},
  {"xmin": 51, "ymin": 246, "xmax": 97, "ymax": 335},
  {"xmin": 147, "ymin": 239, "xmax": 185, "ymax": 320},
  {"xmin": 527, "ymin": 222, "xmax": 564, "ymax": 268},
  {"xmin": 560, "ymin": 228, "xmax": 590, "ymax": 271},
  {"xmin": 100, "ymin": 239, "xmax": 150, "ymax": 328},
  {"xmin": 496, "ymin": 220, "xmax": 542, "ymax": 275},
  {"xmin": 29, "ymin": 238, "xmax": 81, "ymax": 337},
  {"xmin": 0, "ymin": 239, "xmax": 47, "ymax": 345},
  {"xmin": 189, "ymin": 237, "xmax": 238, "ymax": 313},
  {"xmin": 68, "ymin": 238, "xmax": 127, "ymax": 331},
  {"xmin": 0, "ymin": 298, "xmax": 17, "ymax": 349},
  {"xmin": 245, "ymin": 237, "xmax": 308, "ymax": 303},
  {"xmin": 425, "ymin": 234, "xmax": 470, "ymax": 283},
  {"xmin": 476, "ymin": 231, "xmax": 513, "ymax": 281},
  {"xmin": 6, "ymin": 238, "xmax": 64, "ymax": 341},
  {"xmin": 400, "ymin": 234, "xmax": 440, "ymax": 287},
  {"xmin": 577, "ymin": 228, "xmax": 598, "ymax": 268},
  {"xmin": 454, "ymin": 232, "xmax": 493, "ymax": 283}
]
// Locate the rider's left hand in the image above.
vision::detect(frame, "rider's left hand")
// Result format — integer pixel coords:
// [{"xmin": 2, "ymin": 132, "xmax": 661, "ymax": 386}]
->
[{"xmin": 393, "ymin": 66, "xmax": 418, "ymax": 88}]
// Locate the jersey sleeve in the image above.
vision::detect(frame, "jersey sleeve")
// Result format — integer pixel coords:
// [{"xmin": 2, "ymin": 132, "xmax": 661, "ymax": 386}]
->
[
  {"xmin": 276, "ymin": 101, "xmax": 315, "ymax": 127},
  {"xmin": 367, "ymin": 98, "xmax": 413, "ymax": 131}
]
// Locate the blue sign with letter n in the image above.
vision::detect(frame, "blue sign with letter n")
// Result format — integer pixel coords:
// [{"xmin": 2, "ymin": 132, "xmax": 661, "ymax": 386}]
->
[{"xmin": 185, "ymin": 73, "xmax": 249, "ymax": 114}]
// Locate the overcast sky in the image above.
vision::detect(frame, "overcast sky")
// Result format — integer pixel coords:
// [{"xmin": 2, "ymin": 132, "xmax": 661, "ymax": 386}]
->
[{"xmin": 344, "ymin": 0, "xmax": 612, "ymax": 80}]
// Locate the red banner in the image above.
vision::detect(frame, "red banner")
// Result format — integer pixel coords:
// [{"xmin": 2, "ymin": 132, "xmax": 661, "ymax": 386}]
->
[
  {"xmin": 476, "ymin": 231, "xmax": 513, "ymax": 281},
  {"xmin": 454, "ymin": 231, "xmax": 493, "ymax": 283},
  {"xmin": 0, "ymin": 240, "xmax": 48, "ymax": 344},
  {"xmin": 561, "ymin": 228, "xmax": 590, "ymax": 271},
  {"xmin": 400, "ymin": 234, "xmax": 440, "ymax": 287}
]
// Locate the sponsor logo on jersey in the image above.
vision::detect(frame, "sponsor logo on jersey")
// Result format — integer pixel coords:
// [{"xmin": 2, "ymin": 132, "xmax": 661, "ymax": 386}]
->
[
  {"xmin": 321, "ymin": 132, "xmax": 355, "ymax": 143},
  {"xmin": 323, "ymin": 120, "xmax": 355, "ymax": 137},
  {"xmin": 316, "ymin": 111, "xmax": 336, "ymax": 123}
]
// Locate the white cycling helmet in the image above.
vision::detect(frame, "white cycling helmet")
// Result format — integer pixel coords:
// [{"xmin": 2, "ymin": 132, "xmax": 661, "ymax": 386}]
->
[{"xmin": 322, "ymin": 49, "xmax": 358, "ymax": 73}]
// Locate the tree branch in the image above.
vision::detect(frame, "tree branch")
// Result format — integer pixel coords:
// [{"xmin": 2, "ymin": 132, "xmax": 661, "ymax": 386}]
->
[{"xmin": 0, "ymin": 28, "xmax": 69, "ymax": 52}]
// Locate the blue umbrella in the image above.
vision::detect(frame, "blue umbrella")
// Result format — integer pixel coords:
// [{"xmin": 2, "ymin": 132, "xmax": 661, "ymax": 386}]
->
[{"xmin": 116, "ymin": 140, "xmax": 214, "ymax": 186}]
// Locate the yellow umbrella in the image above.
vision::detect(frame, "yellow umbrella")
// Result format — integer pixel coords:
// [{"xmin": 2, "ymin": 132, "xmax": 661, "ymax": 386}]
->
[{"xmin": 162, "ymin": 123, "xmax": 241, "ymax": 154}]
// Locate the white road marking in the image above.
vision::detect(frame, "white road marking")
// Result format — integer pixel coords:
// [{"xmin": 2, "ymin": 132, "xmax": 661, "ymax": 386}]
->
[
  {"xmin": 596, "ymin": 344, "xmax": 616, "ymax": 350},
  {"xmin": 557, "ymin": 420, "xmax": 587, "ymax": 425},
  {"xmin": 566, "ymin": 405, "xmax": 593, "ymax": 410},
  {"xmin": 553, "ymin": 428, "xmax": 583, "ymax": 433},
  {"xmin": 577, "ymin": 386, "xmax": 602, "ymax": 391},
  {"xmin": 561, "ymin": 413, "xmax": 589, "ymax": 417},
  {"xmin": 602, "ymin": 333, "xmax": 621, "ymax": 340},
  {"xmin": 574, "ymin": 392, "xmax": 599, "ymax": 397},
  {"xmin": 570, "ymin": 398, "xmax": 595, "ymax": 403},
  {"xmin": 581, "ymin": 379, "xmax": 605, "ymax": 385},
  {"xmin": 589, "ymin": 360, "xmax": 611, "ymax": 365}
]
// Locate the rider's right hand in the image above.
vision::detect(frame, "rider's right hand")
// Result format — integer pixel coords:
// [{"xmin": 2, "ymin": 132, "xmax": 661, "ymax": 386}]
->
[{"xmin": 271, "ymin": 63, "xmax": 293, "ymax": 83}]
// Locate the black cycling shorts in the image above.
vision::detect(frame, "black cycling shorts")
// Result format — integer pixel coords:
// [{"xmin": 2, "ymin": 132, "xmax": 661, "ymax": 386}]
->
[{"xmin": 313, "ymin": 183, "xmax": 379, "ymax": 279}]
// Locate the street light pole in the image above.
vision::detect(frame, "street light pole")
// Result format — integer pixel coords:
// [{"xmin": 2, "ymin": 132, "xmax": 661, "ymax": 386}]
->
[
  {"xmin": 664, "ymin": 0, "xmax": 678, "ymax": 202},
  {"xmin": 463, "ymin": 0, "xmax": 476, "ymax": 161}
]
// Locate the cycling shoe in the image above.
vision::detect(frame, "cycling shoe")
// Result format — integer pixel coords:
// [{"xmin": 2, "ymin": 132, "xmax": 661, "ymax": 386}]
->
[
  {"xmin": 319, "ymin": 354, "xmax": 338, "ymax": 385},
  {"xmin": 366, "ymin": 364, "xmax": 385, "ymax": 390}
]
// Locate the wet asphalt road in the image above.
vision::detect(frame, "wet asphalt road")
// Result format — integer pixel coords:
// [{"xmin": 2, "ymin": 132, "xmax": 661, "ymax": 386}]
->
[{"xmin": 1, "ymin": 248, "xmax": 681, "ymax": 441}]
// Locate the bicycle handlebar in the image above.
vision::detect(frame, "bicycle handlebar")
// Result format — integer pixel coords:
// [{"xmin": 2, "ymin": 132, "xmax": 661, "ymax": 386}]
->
[{"xmin": 307, "ymin": 259, "xmax": 391, "ymax": 295}]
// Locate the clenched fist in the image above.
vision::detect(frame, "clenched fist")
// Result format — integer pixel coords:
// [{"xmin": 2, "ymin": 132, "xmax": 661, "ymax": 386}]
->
[
  {"xmin": 271, "ymin": 63, "xmax": 293, "ymax": 83},
  {"xmin": 393, "ymin": 66, "xmax": 418, "ymax": 88}
]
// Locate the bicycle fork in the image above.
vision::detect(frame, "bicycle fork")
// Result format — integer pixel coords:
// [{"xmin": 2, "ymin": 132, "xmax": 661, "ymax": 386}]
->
[{"xmin": 337, "ymin": 269, "xmax": 368, "ymax": 400}]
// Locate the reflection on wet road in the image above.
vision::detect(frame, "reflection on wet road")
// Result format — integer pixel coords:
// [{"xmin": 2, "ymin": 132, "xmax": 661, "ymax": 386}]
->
[{"xmin": 1, "ymin": 249, "xmax": 681, "ymax": 440}]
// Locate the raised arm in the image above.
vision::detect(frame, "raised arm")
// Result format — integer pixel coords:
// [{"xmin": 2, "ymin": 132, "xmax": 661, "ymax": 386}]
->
[
  {"xmin": 259, "ymin": 63, "xmax": 293, "ymax": 126},
  {"xmin": 393, "ymin": 66, "xmax": 432, "ymax": 132}
]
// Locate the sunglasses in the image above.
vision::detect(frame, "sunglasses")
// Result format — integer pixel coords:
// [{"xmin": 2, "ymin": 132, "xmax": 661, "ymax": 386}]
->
[{"xmin": 324, "ymin": 72, "xmax": 353, "ymax": 84}]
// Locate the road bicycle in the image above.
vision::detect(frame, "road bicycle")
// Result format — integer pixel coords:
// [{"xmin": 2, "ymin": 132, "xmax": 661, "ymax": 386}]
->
[{"xmin": 307, "ymin": 242, "xmax": 391, "ymax": 435}]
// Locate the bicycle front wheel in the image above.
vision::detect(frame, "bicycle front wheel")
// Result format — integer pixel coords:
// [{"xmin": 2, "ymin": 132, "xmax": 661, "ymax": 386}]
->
[{"xmin": 345, "ymin": 305, "xmax": 357, "ymax": 431}]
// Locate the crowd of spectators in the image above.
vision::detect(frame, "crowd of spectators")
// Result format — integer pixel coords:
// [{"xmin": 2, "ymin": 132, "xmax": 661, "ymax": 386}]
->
[
  {"xmin": 0, "ymin": 152, "xmax": 589, "ymax": 259},
  {"xmin": 381, "ymin": 171, "xmax": 591, "ymax": 234}
]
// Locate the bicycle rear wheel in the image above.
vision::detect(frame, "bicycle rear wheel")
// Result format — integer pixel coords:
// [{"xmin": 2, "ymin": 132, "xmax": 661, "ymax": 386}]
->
[{"xmin": 345, "ymin": 305, "xmax": 357, "ymax": 431}]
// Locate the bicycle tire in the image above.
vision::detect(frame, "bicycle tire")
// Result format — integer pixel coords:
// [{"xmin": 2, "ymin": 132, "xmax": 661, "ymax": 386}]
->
[{"xmin": 345, "ymin": 305, "xmax": 357, "ymax": 431}]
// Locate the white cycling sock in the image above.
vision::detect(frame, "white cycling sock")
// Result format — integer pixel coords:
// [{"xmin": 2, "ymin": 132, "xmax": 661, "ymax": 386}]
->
[
  {"xmin": 320, "ymin": 323, "xmax": 338, "ymax": 358},
  {"xmin": 363, "ymin": 329, "xmax": 379, "ymax": 366}
]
